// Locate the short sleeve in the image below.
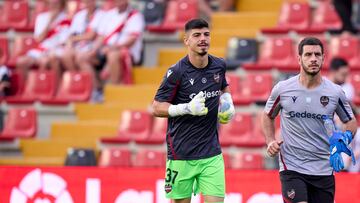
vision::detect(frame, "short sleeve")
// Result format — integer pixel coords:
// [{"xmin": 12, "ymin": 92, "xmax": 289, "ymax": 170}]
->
[
  {"xmin": 122, "ymin": 12, "xmax": 145, "ymax": 38},
  {"xmin": 335, "ymin": 89, "xmax": 354, "ymax": 123},
  {"xmin": 264, "ymin": 82, "xmax": 282, "ymax": 118},
  {"xmin": 88, "ymin": 10, "xmax": 105, "ymax": 33},
  {"xmin": 34, "ymin": 13, "xmax": 49, "ymax": 38},
  {"xmin": 154, "ymin": 66, "xmax": 182, "ymax": 103}
]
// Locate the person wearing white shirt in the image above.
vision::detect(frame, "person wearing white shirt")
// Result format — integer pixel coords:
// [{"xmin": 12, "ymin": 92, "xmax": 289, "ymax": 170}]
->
[
  {"xmin": 60, "ymin": 0, "xmax": 105, "ymax": 71},
  {"xmin": 77, "ymin": 0, "xmax": 145, "ymax": 102},
  {"xmin": 16, "ymin": 0, "xmax": 69, "ymax": 78}
]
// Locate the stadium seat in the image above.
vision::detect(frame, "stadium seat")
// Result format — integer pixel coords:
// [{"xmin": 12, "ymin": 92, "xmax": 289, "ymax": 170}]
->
[
  {"xmin": 252, "ymin": 112, "xmax": 275, "ymax": 147},
  {"xmin": 222, "ymin": 152, "xmax": 232, "ymax": 169},
  {"xmin": 136, "ymin": 117, "xmax": 167, "ymax": 144},
  {"xmin": 238, "ymin": 73, "xmax": 273, "ymax": 105},
  {"xmin": 219, "ymin": 112, "xmax": 253, "ymax": 147},
  {"xmin": 8, "ymin": 36, "xmax": 38, "ymax": 67},
  {"xmin": 133, "ymin": 149, "xmax": 166, "ymax": 167},
  {"xmin": 1, "ymin": 108, "xmax": 37, "ymax": 139},
  {"xmin": 329, "ymin": 35, "xmax": 360, "ymax": 70},
  {"xmin": 232, "ymin": 152, "xmax": 264, "ymax": 169},
  {"xmin": 243, "ymin": 37, "xmax": 298, "ymax": 71},
  {"xmin": 98, "ymin": 148, "xmax": 132, "ymax": 167},
  {"xmin": 0, "ymin": 0, "xmax": 30, "ymax": 31},
  {"xmin": 0, "ymin": 37, "xmax": 9, "ymax": 64},
  {"xmin": 6, "ymin": 70, "xmax": 57, "ymax": 104},
  {"xmin": 100, "ymin": 110, "xmax": 152, "ymax": 144},
  {"xmin": 307, "ymin": 2, "xmax": 342, "ymax": 33},
  {"xmin": 65, "ymin": 148, "xmax": 97, "ymax": 166},
  {"xmin": 41, "ymin": 71, "xmax": 92, "ymax": 105},
  {"xmin": 225, "ymin": 74, "xmax": 244, "ymax": 105},
  {"xmin": 8, "ymin": 71, "xmax": 25, "ymax": 97},
  {"xmin": 261, "ymin": 2, "xmax": 311, "ymax": 34},
  {"xmin": 147, "ymin": 0, "xmax": 198, "ymax": 33},
  {"xmin": 350, "ymin": 72, "xmax": 360, "ymax": 105},
  {"xmin": 143, "ymin": 0, "xmax": 166, "ymax": 25},
  {"xmin": 225, "ymin": 38, "xmax": 258, "ymax": 70}
]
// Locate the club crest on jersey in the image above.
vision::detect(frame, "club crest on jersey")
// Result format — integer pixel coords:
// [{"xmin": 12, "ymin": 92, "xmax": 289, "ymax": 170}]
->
[
  {"xmin": 167, "ymin": 70, "xmax": 173, "ymax": 78},
  {"xmin": 214, "ymin": 73, "xmax": 220, "ymax": 83},
  {"xmin": 287, "ymin": 189, "xmax": 296, "ymax": 199},
  {"xmin": 165, "ymin": 184, "xmax": 172, "ymax": 193},
  {"xmin": 189, "ymin": 78, "xmax": 194, "ymax": 85},
  {"xmin": 320, "ymin": 96, "xmax": 329, "ymax": 106}
]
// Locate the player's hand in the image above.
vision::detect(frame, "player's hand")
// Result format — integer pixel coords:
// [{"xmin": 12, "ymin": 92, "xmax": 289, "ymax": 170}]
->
[
  {"xmin": 267, "ymin": 140, "xmax": 283, "ymax": 157},
  {"xmin": 186, "ymin": 91, "xmax": 208, "ymax": 116},
  {"xmin": 218, "ymin": 93, "xmax": 235, "ymax": 124},
  {"xmin": 329, "ymin": 131, "xmax": 356, "ymax": 172}
]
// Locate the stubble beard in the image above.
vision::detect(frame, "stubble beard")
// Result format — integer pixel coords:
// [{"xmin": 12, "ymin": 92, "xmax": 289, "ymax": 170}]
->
[{"xmin": 301, "ymin": 60, "xmax": 321, "ymax": 76}]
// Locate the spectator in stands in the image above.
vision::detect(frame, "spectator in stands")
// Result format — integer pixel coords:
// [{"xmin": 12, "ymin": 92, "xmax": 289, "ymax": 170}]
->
[
  {"xmin": 16, "ymin": 0, "xmax": 71, "ymax": 78},
  {"xmin": 333, "ymin": 0, "xmax": 357, "ymax": 34},
  {"xmin": 199, "ymin": 0, "xmax": 235, "ymax": 19},
  {"xmin": 0, "ymin": 48, "xmax": 10, "ymax": 97},
  {"xmin": 328, "ymin": 58, "xmax": 357, "ymax": 114},
  {"xmin": 59, "ymin": 0, "xmax": 105, "ymax": 71},
  {"xmin": 77, "ymin": 0, "xmax": 145, "ymax": 102}
]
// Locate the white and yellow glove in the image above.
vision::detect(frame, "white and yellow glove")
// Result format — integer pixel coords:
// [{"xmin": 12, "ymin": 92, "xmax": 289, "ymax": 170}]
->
[
  {"xmin": 218, "ymin": 93, "xmax": 235, "ymax": 124},
  {"xmin": 168, "ymin": 91, "xmax": 208, "ymax": 117}
]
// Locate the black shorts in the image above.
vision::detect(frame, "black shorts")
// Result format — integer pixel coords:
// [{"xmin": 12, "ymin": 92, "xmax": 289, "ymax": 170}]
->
[{"xmin": 280, "ymin": 170, "xmax": 335, "ymax": 203}]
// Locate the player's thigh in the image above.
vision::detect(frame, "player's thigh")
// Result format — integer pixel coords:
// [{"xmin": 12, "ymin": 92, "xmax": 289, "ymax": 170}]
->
[
  {"xmin": 197, "ymin": 154, "xmax": 225, "ymax": 198},
  {"xmin": 280, "ymin": 170, "xmax": 308, "ymax": 203},
  {"xmin": 165, "ymin": 159, "xmax": 197, "ymax": 199},
  {"xmin": 307, "ymin": 175, "xmax": 335, "ymax": 203},
  {"xmin": 173, "ymin": 198, "xmax": 191, "ymax": 203}
]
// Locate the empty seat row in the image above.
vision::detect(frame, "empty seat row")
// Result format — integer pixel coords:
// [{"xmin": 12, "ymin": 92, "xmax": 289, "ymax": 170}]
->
[
  {"xmin": 261, "ymin": 1, "xmax": 341, "ymax": 34},
  {"xmin": 4, "ymin": 70, "xmax": 92, "ymax": 104},
  {"xmin": 228, "ymin": 35, "xmax": 360, "ymax": 71},
  {"xmin": 99, "ymin": 109, "xmax": 272, "ymax": 148}
]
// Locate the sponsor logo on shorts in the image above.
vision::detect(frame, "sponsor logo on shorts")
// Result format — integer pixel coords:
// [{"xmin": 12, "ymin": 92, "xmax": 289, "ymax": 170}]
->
[
  {"xmin": 289, "ymin": 111, "xmax": 326, "ymax": 120},
  {"xmin": 287, "ymin": 189, "xmax": 295, "ymax": 199},
  {"xmin": 165, "ymin": 184, "xmax": 172, "ymax": 193}
]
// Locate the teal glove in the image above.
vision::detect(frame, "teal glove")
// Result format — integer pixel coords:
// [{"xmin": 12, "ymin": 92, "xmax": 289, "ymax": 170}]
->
[{"xmin": 218, "ymin": 93, "xmax": 235, "ymax": 124}]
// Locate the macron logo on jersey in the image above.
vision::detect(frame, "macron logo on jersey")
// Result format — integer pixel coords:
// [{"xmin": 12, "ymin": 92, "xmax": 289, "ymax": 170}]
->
[
  {"xmin": 189, "ymin": 90, "xmax": 221, "ymax": 99},
  {"xmin": 167, "ymin": 70, "xmax": 173, "ymax": 78},
  {"xmin": 289, "ymin": 111, "xmax": 327, "ymax": 120}
]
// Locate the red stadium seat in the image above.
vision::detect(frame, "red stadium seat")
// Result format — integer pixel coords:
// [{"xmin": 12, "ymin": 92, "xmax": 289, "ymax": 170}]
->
[
  {"xmin": 147, "ymin": 0, "xmax": 198, "ymax": 33},
  {"xmin": 98, "ymin": 148, "xmax": 132, "ymax": 167},
  {"xmin": 6, "ymin": 71, "xmax": 57, "ymax": 104},
  {"xmin": 0, "ymin": 0, "xmax": 30, "ymax": 31},
  {"xmin": 133, "ymin": 149, "xmax": 166, "ymax": 167},
  {"xmin": 0, "ymin": 37, "xmax": 9, "ymax": 65},
  {"xmin": 261, "ymin": 2, "xmax": 310, "ymax": 34},
  {"xmin": 232, "ymin": 152, "xmax": 264, "ymax": 169},
  {"xmin": 222, "ymin": 152, "xmax": 232, "ymax": 169},
  {"xmin": 225, "ymin": 74, "xmax": 244, "ymax": 105},
  {"xmin": 329, "ymin": 35, "xmax": 360, "ymax": 69},
  {"xmin": 350, "ymin": 72, "xmax": 360, "ymax": 105},
  {"xmin": 308, "ymin": 2, "xmax": 342, "ymax": 33},
  {"xmin": 41, "ymin": 71, "xmax": 92, "ymax": 105},
  {"xmin": 1, "ymin": 108, "xmax": 37, "ymax": 139},
  {"xmin": 238, "ymin": 73, "xmax": 273, "ymax": 105},
  {"xmin": 219, "ymin": 113, "xmax": 253, "ymax": 147},
  {"xmin": 252, "ymin": 112, "xmax": 276, "ymax": 147},
  {"xmin": 136, "ymin": 117, "xmax": 167, "ymax": 144},
  {"xmin": 101, "ymin": 110, "xmax": 152, "ymax": 144},
  {"xmin": 243, "ymin": 37, "xmax": 297, "ymax": 71},
  {"xmin": 8, "ymin": 36, "xmax": 38, "ymax": 67}
]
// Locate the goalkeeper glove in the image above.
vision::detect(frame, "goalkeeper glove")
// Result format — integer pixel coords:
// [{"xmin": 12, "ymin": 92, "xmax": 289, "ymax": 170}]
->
[
  {"xmin": 329, "ymin": 130, "xmax": 356, "ymax": 172},
  {"xmin": 168, "ymin": 91, "xmax": 208, "ymax": 117},
  {"xmin": 218, "ymin": 92, "xmax": 235, "ymax": 124}
]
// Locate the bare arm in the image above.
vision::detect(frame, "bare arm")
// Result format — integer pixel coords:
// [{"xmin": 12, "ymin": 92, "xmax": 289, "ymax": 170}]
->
[
  {"xmin": 343, "ymin": 117, "xmax": 358, "ymax": 138},
  {"xmin": 71, "ymin": 30, "xmax": 97, "ymax": 43},
  {"xmin": 262, "ymin": 112, "xmax": 283, "ymax": 157},
  {"xmin": 151, "ymin": 100, "xmax": 171, "ymax": 117}
]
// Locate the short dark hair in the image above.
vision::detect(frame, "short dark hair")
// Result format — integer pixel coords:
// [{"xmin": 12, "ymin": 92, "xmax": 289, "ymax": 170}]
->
[
  {"xmin": 330, "ymin": 57, "xmax": 348, "ymax": 71},
  {"xmin": 298, "ymin": 37, "xmax": 324, "ymax": 55},
  {"xmin": 185, "ymin": 19, "xmax": 209, "ymax": 32}
]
